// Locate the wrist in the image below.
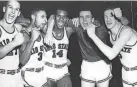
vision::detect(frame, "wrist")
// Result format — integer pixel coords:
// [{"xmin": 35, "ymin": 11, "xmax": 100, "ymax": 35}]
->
[
  {"xmin": 11, "ymin": 40, "xmax": 19, "ymax": 47},
  {"xmin": 30, "ymin": 38, "xmax": 36, "ymax": 43},
  {"xmin": 89, "ymin": 33, "xmax": 96, "ymax": 39}
]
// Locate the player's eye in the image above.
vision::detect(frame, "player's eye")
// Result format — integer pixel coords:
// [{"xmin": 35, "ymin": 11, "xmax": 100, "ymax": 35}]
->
[
  {"xmin": 15, "ymin": 8, "xmax": 19, "ymax": 11},
  {"xmin": 8, "ymin": 5, "xmax": 12, "ymax": 9}
]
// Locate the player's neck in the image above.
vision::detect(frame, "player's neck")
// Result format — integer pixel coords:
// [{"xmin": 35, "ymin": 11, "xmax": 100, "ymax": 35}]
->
[
  {"xmin": 111, "ymin": 22, "xmax": 122, "ymax": 35},
  {"xmin": 28, "ymin": 21, "xmax": 38, "ymax": 32},
  {"xmin": 0, "ymin": 19, "xmax": 15, "ymax": 33},
  {"xmin": 53, "ymin": 24, "xmax": 64, "ymax": 33}
]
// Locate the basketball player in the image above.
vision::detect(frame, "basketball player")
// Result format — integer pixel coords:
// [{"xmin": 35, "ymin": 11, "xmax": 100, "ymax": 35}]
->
[
  {"xmin": 0, "ymin": 0, "xmax": 25, "ymax": 87},
  {"xmin": 71, "ymin": 10, "xmax": 112, "ymax": 87},
  {"xmin": 86, "ymin": 7, "xmax": 137, "ymax": 87},
  {"xmin": 19, "ymin": 9, "xmax": 48, "ymax": 87},
  {"xmin": 43, "ymin": 9, "xmax": 73, "ymax": 87}
]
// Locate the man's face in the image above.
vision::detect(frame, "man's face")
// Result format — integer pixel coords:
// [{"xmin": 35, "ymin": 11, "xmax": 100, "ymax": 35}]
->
[
  {"xmin": 104, "ymin": 10, "xmax": 117, "ymax": 29},
  {"xmin": 35, "ymin": 11, "xmax": 47, "ymax": 30},
  {"xmin": 79, "ymin": 11, "xmax": 93, "ymax": 30},
  {"xmin": 4, "ymin": 0, "xmax": 20, "ymax": 24},
  {"xmin": 55, "ymin": 10, "xmax": 67, "ymax": 29}
]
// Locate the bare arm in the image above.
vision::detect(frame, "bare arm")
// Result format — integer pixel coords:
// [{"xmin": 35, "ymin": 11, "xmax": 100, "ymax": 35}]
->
[
  {"xmin": 0, "ymin": 40, "xmax": 18, "ymax": 59},
  {"xmin": 19, "ymin": 30, "xmax": 40, "ymax": 68},
  {"xmin": 87, "ymin": 26, "xmax": 132, "ymax": 60},
  {"xmin": 19, "ymin": 38, "xmax": 35, "ymax": 67},
  {"xmin": 44, "ymin": 15, "xmax": 55, "ymax": 45},
  {"xmin": 0, "ymin": 28, "xmax": 24, "ymax": 59}
]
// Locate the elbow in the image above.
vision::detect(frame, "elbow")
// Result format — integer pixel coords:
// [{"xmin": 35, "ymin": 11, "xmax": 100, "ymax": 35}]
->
[
  {"xmin": 0, "ymin": 52, "xmax": 6, "ymax": 59},
  {"xmin": 107, "ymin": 52, "xmax": 117, "ymax": 60}
]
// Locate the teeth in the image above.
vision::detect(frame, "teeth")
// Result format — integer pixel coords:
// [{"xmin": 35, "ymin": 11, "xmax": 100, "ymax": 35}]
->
[{"xmin": 9, "ymin": 14, "xmax": 15, "ymax": 19}]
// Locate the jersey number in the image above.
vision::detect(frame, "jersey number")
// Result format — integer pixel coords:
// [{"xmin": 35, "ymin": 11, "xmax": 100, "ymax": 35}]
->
[
  {"xmin": 38, "ymin": 52, "xmax": 43, "ymax": 61},
  {"xmin": 52, "ymin": 50, "xmax": 63, "ymax": 58},
  {"xmin": 7, "ymin": 48, "xmax": 18, "ymax": 56}
]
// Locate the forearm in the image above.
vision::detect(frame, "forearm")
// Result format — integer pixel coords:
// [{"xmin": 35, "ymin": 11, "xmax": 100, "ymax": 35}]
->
[
  {"xmin": 0, "ymin": 41, "xmax": 17, "ymax": 59},
  {"xmin": 20, "ymin": 40, "xmax": 34, "ymax": 66},
  {"xmin": 90, "ymin": 34, "xmax": 117, "ymax": 60}
]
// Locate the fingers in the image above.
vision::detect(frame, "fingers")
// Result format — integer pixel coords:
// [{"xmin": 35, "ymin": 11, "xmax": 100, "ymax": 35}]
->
[
  {"xmin": 72, "ymin": 17, "xmax": 79, "ymax": 27},
  {"xmin": 114, "ymin": 8, "xmax": 122, "ymax": 18},
  {"xmin": 48, "ymin": 15, "xmax": 55, "ymax": 29},
  {"xmin": 44, "ymin": 35, "xmax": 53, "ymax": 46},
  {"xmin": 48, "ymin": 14, "xmax": 55, "ymax": 22}
]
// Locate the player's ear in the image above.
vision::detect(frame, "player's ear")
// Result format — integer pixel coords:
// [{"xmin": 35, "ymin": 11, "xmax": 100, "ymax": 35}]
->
[
  {"xmin": 17, "ymin": 11, "xmax": 21, "ymax": 17},
  {"xmin": 3, "ymin": 6, "xmax": 6, "ymax": 13},
  {"xmin": 31, "ymin": 14, "xmax": 35, "ymax": 21},
  {"xmin": 91, "ymin": 18, "xmax": 95, "ymax": 23}
]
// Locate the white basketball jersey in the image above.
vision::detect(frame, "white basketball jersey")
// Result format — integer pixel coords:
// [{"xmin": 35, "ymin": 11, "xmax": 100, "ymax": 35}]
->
[
  {"xmin": 110, "ymin": 25, "xmax": 137, "ymax": 67},
  {"xmin": 23, "ymin": 35, "xmax": 44, "ymax": 69},
  {"xmin": 0, "ymin": 25, "xmax": 19, "ymax": 70},
  {"xmin": 43, "ymin": 28, "xmax": 69, "ymax": 65}
]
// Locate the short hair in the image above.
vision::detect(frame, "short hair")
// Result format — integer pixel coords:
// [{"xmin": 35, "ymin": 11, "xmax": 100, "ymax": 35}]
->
[
  {"xmin": 3, "ymin": 0, "xmax": 20, "ymax": 7},
  {"xmin": 56, "ymin": 8, "xmax": 68, "ymax": 16},
  {"xmin": 31, "ymin": 8, "xmax": 46, "ymax": 16},
  {"xmin": 104, "ymin": 2, "xmax": 121, "ymax": 22},
  {"xmin": 79, "ymin": 10, "xmax": 93, "ymax": 17}
]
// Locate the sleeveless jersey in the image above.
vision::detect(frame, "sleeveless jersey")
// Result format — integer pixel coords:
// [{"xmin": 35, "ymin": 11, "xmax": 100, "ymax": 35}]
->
[
  {"xmin": 43, "ymin": 28, "xmax": 69, "ymax": 65},
  {"xmin": 0, "ymin": 25, "xmax": 19, "ymax": 70},
  {"xmin": 110, "ymin": 25, "xmax": 137, "ymax": 67},
  {"xmin": 23, "ymin": 35, "xmax": 44, "ymax": 69}
]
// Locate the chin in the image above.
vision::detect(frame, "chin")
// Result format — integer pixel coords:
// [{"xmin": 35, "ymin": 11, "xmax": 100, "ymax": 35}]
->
[
  {"xmin": 7, "ymin": 20, "xmax": 14, "ymax": 24},
  {"xmin": 106, "ymin": 25, "xmax": 112, "ymax": 29},
  {"xmin": 58, "ymin": 25, "xmax": 64, "ymax": 29}
]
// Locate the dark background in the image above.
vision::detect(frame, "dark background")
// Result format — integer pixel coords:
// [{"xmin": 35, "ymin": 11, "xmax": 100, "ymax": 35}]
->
[{"xmin": 1, "ymin": 1, "xmax": 137, "ymax": 87}]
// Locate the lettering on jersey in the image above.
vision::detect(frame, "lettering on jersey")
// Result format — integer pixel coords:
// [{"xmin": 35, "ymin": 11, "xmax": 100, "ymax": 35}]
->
[
  {"xmin": 58, "ymin": 44, "xmax": 68, "ymax": 49},
  {"xmin": 44, "ymin": 43, "xmax": 68, "ymax": 52},
  {"xmin": 121, "ymin": 47, "xmax": 132, "ymax": 53},
  {"xmin": 44, "ymin": 43, "xmax": 68, "ymax": 58},
  {"xmin": 0, "ymin": 38, "xmax": 14, "ymax": 46},
  {"xmin": 0, "ymin": 38, "xmax": 18, "ymax": 56},
  {"xmin": 31, "ymin": 45, "xmax": 44, "ymax": 61},
  {"xmin": 44, "ymin": 43, "xmax": 56, "ymax": 52}
]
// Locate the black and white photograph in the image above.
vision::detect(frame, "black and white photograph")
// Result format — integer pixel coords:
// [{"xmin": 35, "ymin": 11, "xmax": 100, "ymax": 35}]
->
[{"xmin": 0, "ymin": 0, "xmax": 137, "ymax": 87}]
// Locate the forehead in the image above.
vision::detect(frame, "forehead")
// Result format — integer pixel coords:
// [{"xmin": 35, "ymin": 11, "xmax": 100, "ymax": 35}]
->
[
  {"xmin": 37, "ymin": 11, "xmax": 47, "ymax": 16},
  {"xmin": 7, "ymin": 0, "xmax": 20, "ymax": 9},
  {"xmin": 56, "ymin": 10, "xmax": 67, "ymax": 16},
  {"xmin": 104, "ymin": 9, "xmax": 113, "ymax": 16},
  {"xmin": 79, "ymin": 11, "xmax": 92, "ymax": 16}
]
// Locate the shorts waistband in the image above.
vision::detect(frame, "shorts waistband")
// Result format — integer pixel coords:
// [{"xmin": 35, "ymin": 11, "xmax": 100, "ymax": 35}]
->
[
  {"xmin": 0, "ymin": 68, "xmax": 20, "ymax": 75},
  {"xmin": 122, "ymin": 65, "xmax": 137, "ymax": 71},
  {"xmin": 25, "ymin": 67, "xmax": 44, "ymax": 73},
  {"xmin": 44, "ymin": 61, "xmax": 67, "ymax": 69}
]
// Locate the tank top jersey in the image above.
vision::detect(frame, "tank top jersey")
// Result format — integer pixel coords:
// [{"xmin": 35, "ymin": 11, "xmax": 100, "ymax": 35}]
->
[
  {"xmin": 110, "ymin": 25, "xmax": 137, "ymax": 67},
  {"xmin": 0, "ymin": 25, "xmax": 19, "ymax": 70},
  {"xmin": 23, "ymin": 35, "xmax": 44, "ymax": 69},
  {"xmin": 43, "ymin": 28, "xmax": 69, "ymax": 65}
]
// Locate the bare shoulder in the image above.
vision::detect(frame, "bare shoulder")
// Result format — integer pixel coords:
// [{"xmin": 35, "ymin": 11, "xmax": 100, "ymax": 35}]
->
[
  {"xmin": 119, "ymin": 26, "xmax": 133, "ymax": 37},
  {"xmin": 0, "ymin": 28, "xmax": 1, "ymax": 38},
  {"xmin": 0, "ymin": 21, "xmax": 3, "ymax": 38},
  {"xmin": 65, "ymin": 26, "xmax": 74, "ymax": 38},
  {"xmin": 66, "ymin": 26, "xmax": 73, "ymax": 32},
  {"xmin": 14, "ymin": 23, "xmax": 23, "ymax": 32}
]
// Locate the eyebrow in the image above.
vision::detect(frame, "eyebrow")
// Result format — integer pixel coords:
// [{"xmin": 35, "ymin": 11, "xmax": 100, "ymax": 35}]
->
[
  {"xmin": 7, "ymin": 4, "xmax": 20, "ymax": 9},
  {"xmin": 7, "ymin": 5, "xmax": 12, "ymax": 7}
]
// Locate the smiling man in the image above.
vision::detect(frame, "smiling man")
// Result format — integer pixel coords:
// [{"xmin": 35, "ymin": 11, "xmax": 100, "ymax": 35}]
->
[{"xmin": 0, "ymin": 0, "xmax": 25, "ymax": 87}]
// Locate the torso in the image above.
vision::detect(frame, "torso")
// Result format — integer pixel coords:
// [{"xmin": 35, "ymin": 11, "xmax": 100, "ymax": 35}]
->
[
  {"xmin": 110, "ymin": 25, "xmax": 137, "ymax": 67},
  {"xmin": 76, "ymin": 26, "xmax": 104, "ymax": 62},
  {"xmin": 0, "ymin": 24, "xmax": 19, "ymax": 70},
  {"xmin": 43, "ymin": 27, "xmax": 69, "ymax": 65},
  {"xmin": 23, "ymin": 34, "xmax": 45, "ymax": 68}
]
